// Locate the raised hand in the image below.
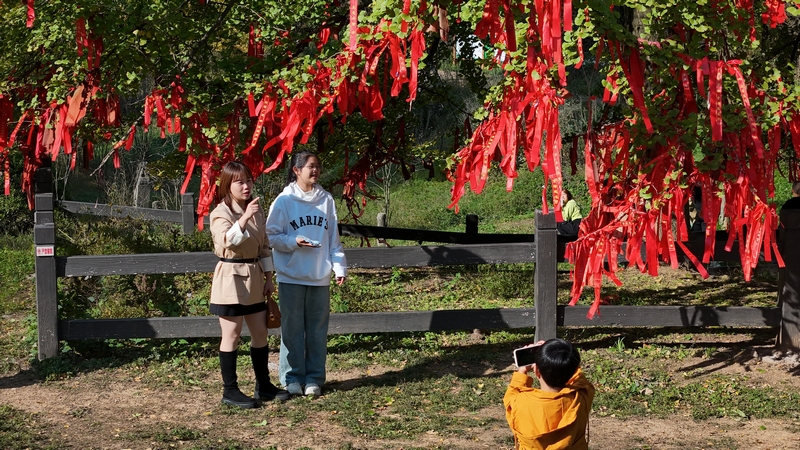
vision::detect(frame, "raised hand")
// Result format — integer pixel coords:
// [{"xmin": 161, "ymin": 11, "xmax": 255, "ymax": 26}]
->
[{"xmin": 240, "ymin": 197, "xmax": 261, "ymax": 226}]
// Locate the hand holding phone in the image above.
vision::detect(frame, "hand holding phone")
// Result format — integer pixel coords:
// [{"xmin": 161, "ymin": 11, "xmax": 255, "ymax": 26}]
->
[
  {"xmin": 297, "ymin": 236, "xmax": 322, "ymax": 247},
  {"xmin": 513, "ymin": 344, "xmax": 542, "ymax": 368}
]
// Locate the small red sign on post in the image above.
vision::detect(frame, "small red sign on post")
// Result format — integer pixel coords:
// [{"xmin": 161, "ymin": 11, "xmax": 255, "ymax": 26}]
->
[{"xmin": 36, "ymin": 245, "xmax": 55, "ymax": 257}]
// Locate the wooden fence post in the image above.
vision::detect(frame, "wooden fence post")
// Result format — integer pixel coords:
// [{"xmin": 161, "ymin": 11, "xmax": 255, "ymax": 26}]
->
[
  {"xmin": 34, "ymin": 167, "xmax": 59, "ymax": 360},
  {"xmin": 777, "ymin": 209, "xmax": 800, "ymax": 352},
  {"xmin": 181, "ymin": 193, "xmax": 194, "ymax": 235},
  {"xmin": 534, "ymin": 211, "xmax": 557, "ymax": 342},
  {"xmin": 134, "ymin": 163, "xmax": 151, "ymax": 208},
  {"xmin": 465, "ymin": 214, "xmax": 478, "ymax": 244}
]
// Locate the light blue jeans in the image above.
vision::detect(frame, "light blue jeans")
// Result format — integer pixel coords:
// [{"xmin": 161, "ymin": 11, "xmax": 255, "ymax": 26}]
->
[{"xmin": 278, "ymin": 282, "xmax": 330, "ymax": 387}]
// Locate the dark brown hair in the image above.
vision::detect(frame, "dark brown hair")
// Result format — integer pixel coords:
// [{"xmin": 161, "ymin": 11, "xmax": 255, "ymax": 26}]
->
[{"xmin": 217, "ymin": 161, "xmax": 253, "ymax": 209}]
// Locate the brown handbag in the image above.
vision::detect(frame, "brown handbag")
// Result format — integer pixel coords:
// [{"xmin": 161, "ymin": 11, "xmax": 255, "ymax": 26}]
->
[{"xmin": 266, "ymin": 296, "xmax": 281, "ymax": 328}]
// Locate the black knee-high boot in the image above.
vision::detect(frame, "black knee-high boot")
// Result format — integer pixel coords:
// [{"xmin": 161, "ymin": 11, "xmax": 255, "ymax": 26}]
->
[
  {"xmin": 219, "ymin": 350, "xmax": 258, "ymax": 408},
  {"xmin": 251, "ymin": 345, "xmax": 290, "ymax": 402}
]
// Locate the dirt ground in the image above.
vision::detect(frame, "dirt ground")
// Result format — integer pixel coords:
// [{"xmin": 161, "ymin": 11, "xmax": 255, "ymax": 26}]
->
[{"xmin": 2, "ymin": 342, "xmax": 800, "ymax": 450}]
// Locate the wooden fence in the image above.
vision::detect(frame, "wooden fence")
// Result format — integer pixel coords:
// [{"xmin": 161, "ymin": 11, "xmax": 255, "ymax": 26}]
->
[
  {"xmin": 32, "ymin": 168, "xmax": 800, "ymax": 359},
  {"xmin": 58, "ymin": 192, "xmax": 205, "ymax": 233}
]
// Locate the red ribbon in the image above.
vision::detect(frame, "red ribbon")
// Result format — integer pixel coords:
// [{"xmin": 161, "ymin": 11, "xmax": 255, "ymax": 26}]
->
[
  {"xmin": 348, "ymin": 0, "xmax": 358, "ymax": 51},
  {"xmin": 728, "ymin": 63, "xmax": 764, "ymax": 158},
  {"xmin": 612, "ymin": 41, "xmax": 653, "ymax": 133},
  {"xmin": 26, "ymin": 0, "xmax": 35, "ymax": 28},
  {"xmin": 76, "ymin": 18, "xmax": 87, "ymax": 56},
  {"xmin": 709, "ymin": 60, "xmax": 723, "ymax": 140}
]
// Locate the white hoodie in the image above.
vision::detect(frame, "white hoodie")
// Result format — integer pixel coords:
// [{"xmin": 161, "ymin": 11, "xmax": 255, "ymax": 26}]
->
[{"xmin": 266, "ymin": 182, "xmax": 347, "ymax": 286}]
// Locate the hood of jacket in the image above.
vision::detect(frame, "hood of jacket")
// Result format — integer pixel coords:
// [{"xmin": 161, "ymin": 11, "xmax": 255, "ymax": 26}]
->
[{"xmin": 283, "ymin": 182, "xmax": 327, "ymax": 204}]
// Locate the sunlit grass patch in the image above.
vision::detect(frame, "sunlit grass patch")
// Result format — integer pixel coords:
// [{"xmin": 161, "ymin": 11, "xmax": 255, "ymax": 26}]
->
[
  {"xmin": 311, "ymin": 374, "xmax": 504, "ymax": 439},
  {"xmin": 0, "ymin": 405, "xmax": 67, "ymax": 450},
  {"xmin": 584, "ymin": 347, "xmax": 800, "ymax": 421}
]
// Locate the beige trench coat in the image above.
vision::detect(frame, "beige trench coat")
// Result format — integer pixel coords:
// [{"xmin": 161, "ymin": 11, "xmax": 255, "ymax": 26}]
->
[{"xmin": 209, "ymin": 201, "xmax": 273, "ymax": 306}]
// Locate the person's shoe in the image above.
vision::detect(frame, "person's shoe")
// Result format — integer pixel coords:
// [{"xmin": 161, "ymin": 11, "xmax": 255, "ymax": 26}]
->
[
  {"xmin": 304, "ymin": 383, "xmax": 322, "ymax": 397},
  {"xmin": 254, "ymin": 380, "xmax": 290, "ymax": 402},
  {"xmin": 222, "ymin": 388, "xmax": 259, "ymax": 409},
  {"xmin": 285, "ymin": 382, "xmax": 303, "ymax": 396}
]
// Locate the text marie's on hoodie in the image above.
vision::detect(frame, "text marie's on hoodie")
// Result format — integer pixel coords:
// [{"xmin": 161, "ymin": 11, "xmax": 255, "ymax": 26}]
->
[{"xmin": 266, "ymin": 182, "xmax": 347, "ymax": 286}]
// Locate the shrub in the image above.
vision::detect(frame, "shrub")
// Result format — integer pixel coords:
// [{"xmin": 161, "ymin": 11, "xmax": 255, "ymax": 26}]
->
[
  {"xmin": 53, "ymin": 212, "xmax": 213, "ymax": 319},
  {"xmin": 0, "ymin": 236, "xmax": 35, "ymax": 314},
  {"xmin": 0, "ymin": 191, "xmax": 33, "ymax": 236}
]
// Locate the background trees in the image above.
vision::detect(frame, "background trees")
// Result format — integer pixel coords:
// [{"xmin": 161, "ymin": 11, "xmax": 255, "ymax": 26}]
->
[{"xmin": 2, "ymin": 1, "xmax": 800, "ymax": 312}]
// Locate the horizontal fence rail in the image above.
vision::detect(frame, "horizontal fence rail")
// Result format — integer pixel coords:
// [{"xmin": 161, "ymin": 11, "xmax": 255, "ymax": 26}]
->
[
  {"xmin": 59, "ymin": 201, "xmax": 184, "ymax": 222},
  {"xmin": 339, "ymin": 223, "xmax": 535, "ymax": 244},
  {"xmin": 57, "ymin": 193, "xmax": 208, "ymax": 233},
  {"xmin": 56, "ymin": 243, "xmax": 538, "ymax": 277},
  {"xmin": 58, "ymin": 305, "xmax": 781, "ymax": 341}
]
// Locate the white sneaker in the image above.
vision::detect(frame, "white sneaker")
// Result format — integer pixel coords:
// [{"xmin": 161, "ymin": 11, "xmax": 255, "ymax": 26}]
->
[
  {"xmin": 285, "ymin": 382, "xmax": 303, "ymax": 396},
  {"xmin": 304, "ymin": 383, "xmax": 321, "ymax": 397}
]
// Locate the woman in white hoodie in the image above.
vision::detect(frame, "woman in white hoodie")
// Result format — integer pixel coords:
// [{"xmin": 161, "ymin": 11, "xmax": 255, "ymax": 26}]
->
[{"xmin": 266, "ymin": 151, "xmax": 347, "ymax": 397}]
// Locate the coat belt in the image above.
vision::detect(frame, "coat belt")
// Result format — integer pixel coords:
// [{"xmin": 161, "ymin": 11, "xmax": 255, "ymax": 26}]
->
[{"xmin": 219, "ymin": 257, "xmax": 260, "ymax": 263}]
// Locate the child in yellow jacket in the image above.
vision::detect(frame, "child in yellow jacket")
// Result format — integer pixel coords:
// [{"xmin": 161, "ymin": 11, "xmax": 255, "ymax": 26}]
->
[{"xmin": 504, "ymin": 338, "xmax": 595, "ymax": 450}]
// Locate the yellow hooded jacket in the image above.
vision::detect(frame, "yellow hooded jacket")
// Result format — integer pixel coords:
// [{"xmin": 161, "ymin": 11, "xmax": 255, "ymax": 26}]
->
[{"xmin": 503, "ymin": 368, "xmax": 595, "ymax": 450}]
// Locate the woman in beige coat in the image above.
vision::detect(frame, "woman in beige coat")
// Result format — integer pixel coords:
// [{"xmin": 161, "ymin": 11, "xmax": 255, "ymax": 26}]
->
[{"xmin": 210, "ymin": 161, "xmax": 288, "ymax": 408}]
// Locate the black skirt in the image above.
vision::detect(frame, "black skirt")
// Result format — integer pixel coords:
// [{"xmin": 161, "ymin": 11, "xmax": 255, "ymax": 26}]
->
[{"xmin": 210, "ymin": 301, "xmax": 266, "ymax": 317}]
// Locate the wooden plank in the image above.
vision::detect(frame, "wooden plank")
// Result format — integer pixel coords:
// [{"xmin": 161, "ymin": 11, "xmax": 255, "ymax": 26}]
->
[
  {"xmin": 181, "ymin": 193, "xmax": 195, "ymax": 235},
  {"xmin": 339, "ymin": 224, "xmax": 534, "ymax": 244},
  {"xmin": 465, "ymin": 214, "xmax": 478, "ymax": 244},
  {"xmin": 59, "ymin": 317, "xmax": 277, "ymax": 339},
  {"xmin": 34, "ymin": 190, "xmax": 59, "ymax": 360},
  {"xmin": 59, "ymin": 309, "xmax": 541, "ymax": 340},
  {"xmin": 35, "ymin": 249, "xmax": 59, "ymax": 358},
  {"xmin": 58, "ymin": 305, "xmax": 779, "ymax": 341},
  {"xmin": 777, "ymin": 209, "xmax": 800, "ymax": 351},
  {"xmin": 54, "ymin": 236, "xmax": 746, "ymax": 278},
  {"xmin": 35, "ymin": 211, "xmax": 54, "ymax": 225},
  {"xmin": 473, "ymin": 234, "xmax": 535, "ymax": 243},
  {"xmin": 34, "ymin": 167, "xmax": 53, "ymax": 194},
  {"xmin": 58, "ymin": 244, "xmax": 538, "ymax": 277},
  {"xmin": 535, "ymin": 212, "xmax": 557, "ymax": 341},
  {"xmin": 339, "ymin": 224, "xmax": 478, "ymax": 244},
  {"xmin": 33, "ymin": 221, "xmax": 55, "ymax": 245},
  {"xmin": 559, "ymin": 305, "xmax": 780, "ymax": 327},
  {"xmin": 59, "ymin": 200, "xmax": 184, "ymax": 223},
  {"xmin": 57, "ymin": 252, "xmax": 220, "ymax": 277},
  {"xmin": 345, "ymin": 243, "xmax": 536, "ymax": 268},
  {"xmin": 327, "ymin": 309, "xmax": 538, "ymax": 333},
  {"xmin": 35, "ymin": 193, "xmax": 53, "ymax": 212}
]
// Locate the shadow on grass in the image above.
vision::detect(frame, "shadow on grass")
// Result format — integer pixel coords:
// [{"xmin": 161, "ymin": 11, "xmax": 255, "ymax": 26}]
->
[
  {"xmin": 6, "ymin": 337, "xmax": 220, "ymax": 383},
  {"xmin": 0, "ymin": 367, "xmax": 40, "ymax": 390},
  {"xmin": 564, "ymin": 326, "xmax": 800, "ymax": 379},
  {"xmin": 326, "ymin": 326, "xmax": 789, "ymax": 393},
  {"xmin": 9, "ymin": 326, "xmax": 793, "ymax": 388}
]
